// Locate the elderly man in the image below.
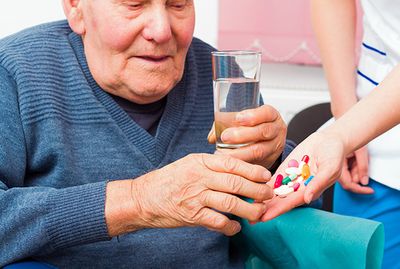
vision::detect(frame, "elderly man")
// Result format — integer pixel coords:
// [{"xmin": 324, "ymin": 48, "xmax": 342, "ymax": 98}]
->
[{"xmin": 0, "ymin": 0, "xmax": 291, "ymax": 267}]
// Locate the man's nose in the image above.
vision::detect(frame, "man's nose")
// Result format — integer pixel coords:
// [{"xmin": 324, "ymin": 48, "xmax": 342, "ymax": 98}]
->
[{"xmin": 142, "ymin": 7, "xmax": 172, "ymax": 43}]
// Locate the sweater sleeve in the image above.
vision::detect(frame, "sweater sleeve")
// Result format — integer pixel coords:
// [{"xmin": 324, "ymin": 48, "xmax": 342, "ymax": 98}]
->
[{"xmin": 0, "ymin": 66, "xmax": 110, "ymax": 266}]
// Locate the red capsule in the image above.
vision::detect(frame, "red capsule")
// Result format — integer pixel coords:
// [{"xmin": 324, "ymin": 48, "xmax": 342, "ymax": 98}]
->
[
  {"xmin": 301, "ymin": 155, "xmax": 310, "ymax": 164},
  {"xmin": 274, "ymin": 174, "xmax": 284, "ymax": 189},
  {"xmin": 293, "ymin": 182, "xmax": 300, "ymax": 192}
]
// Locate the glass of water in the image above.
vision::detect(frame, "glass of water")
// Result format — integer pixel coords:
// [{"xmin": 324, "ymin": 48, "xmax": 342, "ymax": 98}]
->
[{"xmin": 211, "ymin": 50, "xmax": 262, "ymax": 149}]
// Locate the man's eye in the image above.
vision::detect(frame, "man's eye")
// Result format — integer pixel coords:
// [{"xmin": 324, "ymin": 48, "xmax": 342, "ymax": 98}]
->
[
  {"xmin": 125, "ymin": 2, "xmax": 143, "ymax": 10},
  {"xmin": 168, "ymin": 1, "xmax": 186, "ymax": 10}
]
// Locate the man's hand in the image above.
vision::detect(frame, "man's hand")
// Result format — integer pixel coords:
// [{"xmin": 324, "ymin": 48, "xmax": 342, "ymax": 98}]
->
[
  {"xmin": 208, "ymin": 105, "xmax": 287, "ymax": 169},
  {"xmin": 105, "ymin": 154, "xmax": 274, "ymax": 237}
]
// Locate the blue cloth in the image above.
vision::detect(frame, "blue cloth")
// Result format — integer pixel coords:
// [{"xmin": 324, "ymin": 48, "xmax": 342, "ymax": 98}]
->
[
  {"xmin": 0, "ymin": 21, "xmax": 294, "ymax": 267},
  {"xmin": 333, "ymin": 179, "xmax": 400, "ymax": 268}
]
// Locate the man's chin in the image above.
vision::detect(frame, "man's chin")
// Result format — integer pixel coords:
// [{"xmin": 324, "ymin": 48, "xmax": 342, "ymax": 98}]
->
[{"xmin": 123, "ymin": 87, "xmax": 172, "ymax": 104}]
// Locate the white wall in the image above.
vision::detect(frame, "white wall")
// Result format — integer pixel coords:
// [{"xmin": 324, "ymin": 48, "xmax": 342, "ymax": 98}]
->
[
  {"xmin": 0, "ymin": 0, "xmax": 219, "ymax": 47},
  {"xmin": 194, "ymin": 0, "xmax": 219, "ymax": 47}
]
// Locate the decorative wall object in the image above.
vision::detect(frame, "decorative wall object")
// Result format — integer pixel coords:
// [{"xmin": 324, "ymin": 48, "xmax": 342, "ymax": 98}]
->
[{"xmin": 218, "ymin": 0, "xmax": 363, "ymax": 65}]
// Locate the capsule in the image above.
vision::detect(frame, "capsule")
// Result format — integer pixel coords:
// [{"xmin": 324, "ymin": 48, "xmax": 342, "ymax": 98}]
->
[
  {"xmin": 273, "ymin": 185, "xmax": 294, "ymax": 197},
  {"xmin": 298, "ymin": 155, "xmax": 310, "ymax": 170},
  {"xmin": 274, "ymin": 174, "xmax": 284, "ymax": 189},
  {"xmin": 285, "ymin": 167, "xmax": 301, "ymax": 176},
  {"xmin": 301, "ymin": 163, "xmax": 311, "ymax": 179},
  {"xmin": 301, "ymin": 155, "xmax": 310, "ymax": 164},
  {"xmin": 304, "ymin": 175, "xmax": 314, "ymax": 186},
  {"xmin": 293, "ymin": 182, "xmax": 300, "ymax": 192},
  {"xmin": 282, "ymin": 174, "xmax": 297, "ymax": 185}
]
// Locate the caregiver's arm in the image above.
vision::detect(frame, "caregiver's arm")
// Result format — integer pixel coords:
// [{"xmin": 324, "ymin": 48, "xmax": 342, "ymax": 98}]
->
[
  {"xmin": 311, "ymin": 0, "xmax": 373, "ymax": 192},
  {"xmin": 311, "ymin": 0, "xmax": 358, "ymax": 117},
  {"xmin": 261, "ymin": 63, "xmax": 400, "ymax": 221},
  {"xmin": 326, "ymin": 63, "xmax": 400, "ymax": 156}
]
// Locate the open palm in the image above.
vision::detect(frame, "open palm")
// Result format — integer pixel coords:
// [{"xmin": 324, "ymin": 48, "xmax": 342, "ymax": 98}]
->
[{"xmin": 261, "ymin": 131, "xmax": 345, "ymax": 221}]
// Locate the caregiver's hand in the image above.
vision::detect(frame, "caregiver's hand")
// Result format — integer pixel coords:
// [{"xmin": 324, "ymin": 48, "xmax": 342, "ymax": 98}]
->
[
  {"xmin": 260, "ymin": 131, "xmax": 345, "ymax": 221},
  {"xmin": 338, "ymin": 147, "xmax": 374, "ymax": 194}
]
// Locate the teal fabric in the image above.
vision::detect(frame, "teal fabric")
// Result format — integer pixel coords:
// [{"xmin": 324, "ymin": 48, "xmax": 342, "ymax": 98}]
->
[{"xmin": 233, "ymin": 208, "xmax": 384, "ymax": 269}]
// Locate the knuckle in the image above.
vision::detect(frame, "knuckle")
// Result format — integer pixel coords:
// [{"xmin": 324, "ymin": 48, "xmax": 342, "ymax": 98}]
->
[
  {"xmin": 266, "ymin": 105, "xmax": 279, "ymax": 121},
  {"xmin": 269, "ymin": 106, "xmax": 279, "ymax": 118},
  {"xmin": 257, "ymin": 185, "xmax": 272, "ymax": 200},
  {"xmin": 222, "ymin": 156, "xmax": 238, "ymax": 172},
  {"xmin": 248, "ymin": 166, "xmax": 260, "ymax": 180},
  {"xmin": 225, "ymin": 175, "xmax": 243, "ymax": 193},
  {"xmin": 252, "ymin": 144, "xmax": 266, "ymax": 161},
  {"xmin": 221, "ymin": 196, "xmax": 238, "ymax": 212},
  {"xmin": 279, "ymin": 142, "xmax": 285, "ymax": 153},
  {"xmin": 190, "ymin": 208, "xmax": 206, "ymax": 225},
  {"xmin": 212, "ymin": 216, "xmax": 229, "ymax": 230},
  {"xmin": 198, "ymin": 190, "xmax": 209, "ymax": 205},
  {"xmin": 252, "ymin": 205, "xmax": 265, "ymax": 221},
  {"xmin": 261, "ymin": 124, "xmax": 272, "ymax": 139},
  {"xmin": 275, "ymin": 140, "xmax": 284, "ymax": 154},
  {"xmin": 280, "ymin": 125, "xmax": 287, "ymax": 138}
]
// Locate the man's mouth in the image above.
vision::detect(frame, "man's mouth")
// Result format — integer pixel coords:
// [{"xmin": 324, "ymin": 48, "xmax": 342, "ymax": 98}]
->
[{"xmin": 137, "ymin": 55, "xmax": 170, "ymax": 62}]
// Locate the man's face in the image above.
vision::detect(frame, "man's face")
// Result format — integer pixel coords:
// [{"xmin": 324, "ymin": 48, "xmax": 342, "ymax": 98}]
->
[{"xmin": 76, "ymin": 0, "xmax": 195, "ymax": 104}]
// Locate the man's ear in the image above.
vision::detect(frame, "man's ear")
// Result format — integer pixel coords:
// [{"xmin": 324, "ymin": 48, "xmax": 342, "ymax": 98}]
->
[{"xmin": 62, "ymin": 0, "xmax": 85, "ymax": 35}]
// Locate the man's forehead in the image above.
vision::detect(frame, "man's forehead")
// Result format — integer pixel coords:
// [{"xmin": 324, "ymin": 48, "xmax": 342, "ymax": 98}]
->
[{"xmin": 113, "ymin": 0, "xmax": 193, "ymax": 3}]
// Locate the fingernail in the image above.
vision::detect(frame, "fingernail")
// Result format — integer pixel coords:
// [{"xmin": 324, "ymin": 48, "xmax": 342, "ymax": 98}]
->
[
  {"xmin": 221, "ymin": 131, "xmax": 232, "ymax": 142},
  {"xmin": 361, "ymin": 176, "xmax": 369, "ymax": 185},
  {"xmin": 305, "ymin": 192, "xmax": 313, "ymax": 204},
  {"xmin": 236, "ymin": 112, "xmax": 249, "ymax": 123},
  {"xmin": 263, "ymin": 171, "xmax": 271, "ymax": 181},
  {"xmin": 234, "ymin": 223, "xmax": 242, "ymax": 233}
]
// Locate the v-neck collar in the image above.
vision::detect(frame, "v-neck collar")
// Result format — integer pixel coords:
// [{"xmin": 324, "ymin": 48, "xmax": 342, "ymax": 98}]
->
[{"xmin": 68, "ymin": 32, "xmax": 188, "ymax": 167}]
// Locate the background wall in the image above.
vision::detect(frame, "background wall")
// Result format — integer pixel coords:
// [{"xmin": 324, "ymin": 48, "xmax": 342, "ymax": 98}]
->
[
  {"xmin": 218, "ymin": 0, "xmax": 363, "ymax": 65},
  {"xmin": 0, "ymin": 0, "xmax": 219, "ymax": 47}
]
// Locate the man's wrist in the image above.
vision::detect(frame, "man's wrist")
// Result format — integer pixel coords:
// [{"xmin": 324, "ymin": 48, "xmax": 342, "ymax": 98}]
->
[{"xmin": 105, "ymin": 179, "xmax": 144, "ymax": 237}]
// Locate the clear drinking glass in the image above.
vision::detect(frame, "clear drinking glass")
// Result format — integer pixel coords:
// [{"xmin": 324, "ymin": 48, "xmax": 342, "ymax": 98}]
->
[{"xmin": 212, "ymin": 50, "xmax": 262, "ymax": 149}]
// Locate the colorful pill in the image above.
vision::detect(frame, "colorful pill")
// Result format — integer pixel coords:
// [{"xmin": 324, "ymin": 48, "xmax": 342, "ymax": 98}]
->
[
  {"xmin": 273, "ymin": 185, "xmax": 294, "ymax": 197},
  {"xmin": 296, "ymin": 176, "xmax": 304, "ymax": 183},
  {"xmin": 298, "ymin": 155, "xmax": 310, "ymax": 170},
  {"xmin": 301, "ymin": 155, "xmax": 310, "ymax": 164},
  {"xmin": 288, "ymin": 159, "xmax": 299, "ymax": 168},
  {"xmin": 304, "ymin": 175, "xmax": 314, "ymax": 186},
  {"xmin": 274, "ymin": 174, "xmax": 284, "ymax": 189},
  {"xmin": 282, "ymin": 174, "xmax": 297, "ymax": 185},
  {"xmin": 301, "ymin": 164, "xmax": 311, "ymax": 179},
  {"xmin": 285, "ymin": 167, "xmax": 301, "ymax": 176},
  {"xmin": 293, "ymin": 182, "xmax": 300, "ymax": 191}
]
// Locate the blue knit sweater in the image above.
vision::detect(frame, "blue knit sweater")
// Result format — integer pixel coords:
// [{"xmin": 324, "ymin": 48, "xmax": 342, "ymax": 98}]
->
[{"xmin": 0, "ymin": 21, "xmax": 294, "ymax": 268}]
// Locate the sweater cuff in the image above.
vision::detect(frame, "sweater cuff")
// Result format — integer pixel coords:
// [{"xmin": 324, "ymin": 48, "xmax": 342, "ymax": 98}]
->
[
  {"xmin": 282, "ymin": 139, "xmax": 297, "ymax": 160},
  {"xmin": 46, "ymin": 181, "xmax": 111, "ymax": 250}
]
